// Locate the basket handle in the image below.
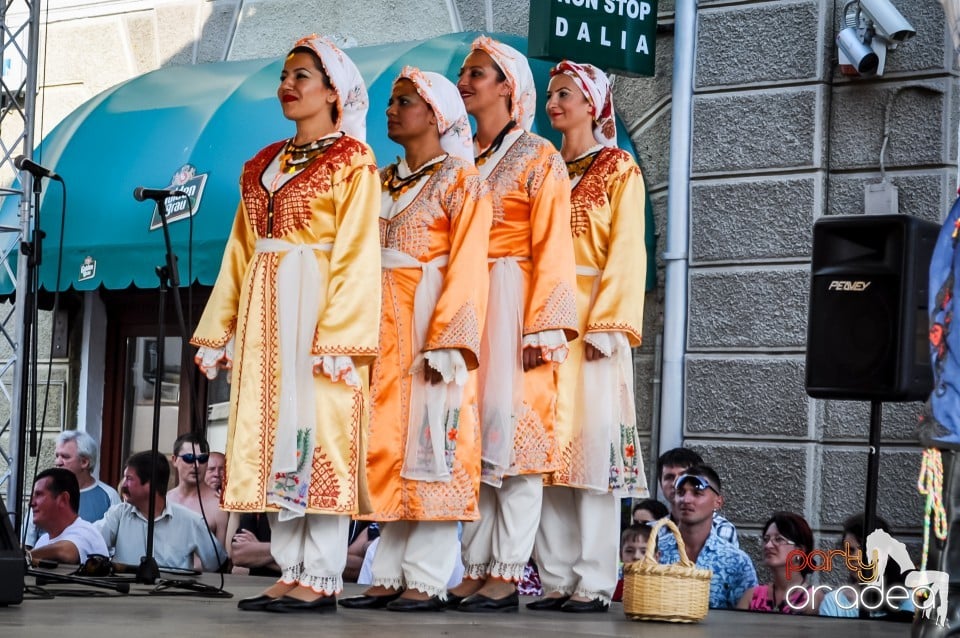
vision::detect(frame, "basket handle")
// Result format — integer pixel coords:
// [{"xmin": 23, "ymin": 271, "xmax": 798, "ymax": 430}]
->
[{"xmin": 645, "ymin": 517, "xmax": 696, "ymax": 568}]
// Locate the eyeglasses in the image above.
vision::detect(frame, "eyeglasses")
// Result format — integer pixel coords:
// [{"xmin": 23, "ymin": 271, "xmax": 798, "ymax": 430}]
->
[
  {"xmin": 761, "ymin": 534, "xmax": 796, "ymax": 547},
  {"xmin": 178, "ymin": 453, "xmax": 209, "ymax": 464},
  {"xmin": 673, "ymin": 474, "xmax": 720, "ymax": 495}
]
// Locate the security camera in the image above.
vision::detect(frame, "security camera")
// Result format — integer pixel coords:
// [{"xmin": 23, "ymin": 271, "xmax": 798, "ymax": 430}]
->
[
  {"xmin": 858, "ymin": 0, "xmax": 916, "ymax": 42},
  {"xmin": 837, "ymin": 26, "xmax": 880, "ymax": 75}
]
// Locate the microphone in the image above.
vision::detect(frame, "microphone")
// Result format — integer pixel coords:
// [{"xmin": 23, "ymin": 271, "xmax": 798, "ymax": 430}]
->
[
  {"xmin": 14, "ymin": 155, "xmax": 59, "ymax": 180},
  {"xmin": 133, "ymin": 186, "xmax": 188, "ymax": 202}
]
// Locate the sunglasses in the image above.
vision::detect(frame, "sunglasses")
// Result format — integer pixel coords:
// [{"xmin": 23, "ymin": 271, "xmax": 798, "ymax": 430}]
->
[
  {"xmin": 674, "ymin": 474, "xmax": 720, "ymax": 495},
  {"xmin": 178, "ymin": 453, "xmax": 209, "ymax": 464}
]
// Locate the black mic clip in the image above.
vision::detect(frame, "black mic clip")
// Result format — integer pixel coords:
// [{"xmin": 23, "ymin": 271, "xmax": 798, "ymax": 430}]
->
[
  {"xmin": 133, "ymin": 186, "xmax": 188, "ymax": 203},
  {"xmin": 14, "ymin": 155, "xmax": 60, "ymax": 181}
]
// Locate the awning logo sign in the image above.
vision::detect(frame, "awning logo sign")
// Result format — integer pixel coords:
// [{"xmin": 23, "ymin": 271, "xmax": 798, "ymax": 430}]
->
[
  {"xmin": 148, "ymin": 164, "xmax": 208, "ymax": 231},
  {"xmin": 78, "ymin": 255, "xmax": 96, "ymax": 282}
]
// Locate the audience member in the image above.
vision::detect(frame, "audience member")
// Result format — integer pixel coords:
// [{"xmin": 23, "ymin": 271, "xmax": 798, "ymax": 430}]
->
[
  {"xmin": 28, "ymin": 468, "xmax": 108, "ymax": 565},
  {"xmin": 657, "ymin": 447, "xmax": 739, "ymax": 546},
  {"xmin": 737, "ymin": 512, "xmax": 820, "ymax": 614},
  {"xmin": 658, "ymin": 465, "xmax": 757, "ymax": 609},
  {"xmin": 613, "ymin": 524, "xmax": 656, "ymax": 602},
  {"xmin": 24, "ymin": 430, "xmax": 121, "ymax": 546},
  {"xmin": 95, "ymin": 450, "xmax": 225, "ymax": 572},
  {"xmin": 205, "ymin": 451, "xmax": 226, "ymax": 495},
  {"xmin": 632, "ymin": 499, "xmax": 668, "ymax": 525},
  {"xmin": 819, "ymin": 513, "xmax": 914, "ymax": 620},
  {"xmin": 166, "ymin": 433, "xmax": 228, "ymax": 547}
]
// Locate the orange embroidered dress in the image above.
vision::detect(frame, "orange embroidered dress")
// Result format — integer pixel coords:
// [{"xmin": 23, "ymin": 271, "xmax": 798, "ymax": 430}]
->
[
  {"xmin": 190, "ymin": 135, "xmax": 381, "ymax": 515},
  {"xmin": 478, "ymin": 128, "xmax": 578, "ymax": 484},
  {"xmin": 547, "ymin": 146, "xmax": 648, "ymax": 496},
  {"xmin": 363, "ymin": 156, "xmax": 492, "ymax": 521}
]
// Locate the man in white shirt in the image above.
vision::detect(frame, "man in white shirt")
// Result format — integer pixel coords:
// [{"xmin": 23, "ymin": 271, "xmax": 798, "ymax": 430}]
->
[
  {"xmin": 24, "ymin": 430, "xmax": 121, "ymax": 546},
  {"xmin": 96, "ymin": 450, "xmax": 226, "ymax": 572},
  {"xmin": 29, "ymin": 467, "xmax": 108, "ymax": 565}
]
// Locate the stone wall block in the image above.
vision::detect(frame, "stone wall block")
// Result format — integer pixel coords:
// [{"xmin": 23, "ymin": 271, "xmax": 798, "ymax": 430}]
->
[
  {"xmin": 687, "ymin": 267, "xmax": 809, "ymax": 349},
  {"xmin": 631, "ymin": 107, "xmax": 671, "ymax": 190},
  {"xmin": 692, "ymin": 88, "xmax": 821, "ymax": 175},
  {"xmin": 691, "ymin": 175, "xmax": 819, "ymax": 263},
  {"xmin": 826, "ymin": 171, "xmax": 954, "ymax": 223},
  {"xmin": 156, "ymin": 5, "xmax": 200, "ymax": 66},
  {"xmin": 612, "ymin": 31, "xmax": 674, "ymax": 122},
  {"xmin": 818, "ymin": 399, "xmax": 924, "ymax": 443},
  {"xmin": 687, "ymin": 441, "xmax": 808, "ymax": 525},
  {"xmin": 686, "ymin": 355, "xmax": 808, "ymax": 438},
  {"xmin": 818, "ymin": 447, "xmax": 924, "ymax": 529},
  {"xmin": 696, "ymin": 1, "xmax": 821, "ymax": 88},
  {"xmin": 829, "ymin": 80, "xmax": 949, "ymax": 170}
]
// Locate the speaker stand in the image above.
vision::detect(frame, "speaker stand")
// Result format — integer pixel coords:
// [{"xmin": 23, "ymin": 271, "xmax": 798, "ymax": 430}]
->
[{"xmin": 864, "ymin": 400, "xmax": 882, "ymax": 539}]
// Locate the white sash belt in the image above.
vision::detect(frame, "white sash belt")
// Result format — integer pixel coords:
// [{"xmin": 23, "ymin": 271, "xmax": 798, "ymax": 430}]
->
[
  {"xmin": 478, "ymin": 256, "xmax": 529, "ymax": 487},
  {"xmin": 256, "ymin": 239, "xmax": 332, "ymax": 517},
  {"xmin": 381, "ymin": 248, "xmax": 458, "ymax": 482}
]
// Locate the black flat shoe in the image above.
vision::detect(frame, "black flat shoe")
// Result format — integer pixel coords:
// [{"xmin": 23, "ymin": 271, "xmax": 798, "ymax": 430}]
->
[
  {"xmin": 338, "ymin": 591, "xmax": 404, "ymax": 609},
  {"xmin": 386, "ymin": 596, "xmax": 445, "ymax": 612},
  {"xmin": 560, "ymin": 598, "xmax": 609, "ymax": 613},
  {"xmin": 265, "ymin": 594, "xmax": 338, "ymax": 613},
  {"xmin": 456, "ymin": 591, "xmax": 519, "ymax": 613},
  {"xmin": 444, "ymin": 593, "xmax": 465, "ymax": 609},
  {"xmin": 525, "ymin": 595, "xmax": 571, "ymax": 611},
  {"xmin": 237, "ymin": 594, "xmax": 277, "ymax": 611}
]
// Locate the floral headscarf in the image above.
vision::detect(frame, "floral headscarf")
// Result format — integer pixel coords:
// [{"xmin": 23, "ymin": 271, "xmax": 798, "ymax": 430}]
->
[
  {"xmin": 469, "ymin": 36, "xmax": 536, "ymax": 131},
  {"xmin": 550, "ymin": 60, "xmax": 617, "ymax": 147},
  {"xmin": 396, "ymin": 66, "xmax": 473, "ymax": 163},
  {"xmin": 291, "ymin": 34, "xmax": 369, "ymax": 142}
]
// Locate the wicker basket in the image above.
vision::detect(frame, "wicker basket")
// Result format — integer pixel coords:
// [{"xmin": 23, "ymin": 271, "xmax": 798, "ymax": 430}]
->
[{"xmin": 622, "ymin": 518, "xmax": 712, "ymax": 623}]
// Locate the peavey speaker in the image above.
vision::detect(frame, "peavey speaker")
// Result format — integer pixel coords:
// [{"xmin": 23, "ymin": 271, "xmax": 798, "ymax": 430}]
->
[
  {"xmin": 805, "ymin": 214, "xmax": 940, "ymax": 401},
  {"xmin": 0, "ymin": 493, "xmax": 24, "ymax": 605}
]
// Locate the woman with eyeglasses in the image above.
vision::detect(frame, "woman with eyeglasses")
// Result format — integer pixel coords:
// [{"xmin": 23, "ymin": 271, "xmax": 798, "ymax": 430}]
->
[
  {"xmin": 190, "ymin": 34, "xmax": 381, "ymax": 613},
  {"xmin": 447, "ymin": 37, "xmax": 577, "ymax": 612},
  {"xmin": 737, "ymin": 511, "xmax": 819, "ymax": 614}
]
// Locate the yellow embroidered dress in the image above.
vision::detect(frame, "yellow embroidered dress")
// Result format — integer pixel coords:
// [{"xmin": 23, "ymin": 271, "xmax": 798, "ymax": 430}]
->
[
  {"xmin": 478, "ymin": 128, "xmax": 578, "ymax": 484},
  {"xmin": 363, "ymin": 155, "xmax": 492, "ymax": 522},
  {"xmin": 190, "ymin": 135, "xmax": 381, "ymax": 515},
  {"xmin": 548, "ymin": 146, "xmax": 648, "ymax": 496}
]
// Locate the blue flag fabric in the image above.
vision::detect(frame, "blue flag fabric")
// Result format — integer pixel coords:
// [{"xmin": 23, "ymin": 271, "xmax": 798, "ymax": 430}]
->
[{"xmin": 923, "ymin": 196, "xmax": 960, "ymax": 448}]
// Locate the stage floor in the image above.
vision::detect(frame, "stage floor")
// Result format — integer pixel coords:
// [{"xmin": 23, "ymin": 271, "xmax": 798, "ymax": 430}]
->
[{"xmin": 0, "ymin": 574, "xmax": 915, "ymax": 637}]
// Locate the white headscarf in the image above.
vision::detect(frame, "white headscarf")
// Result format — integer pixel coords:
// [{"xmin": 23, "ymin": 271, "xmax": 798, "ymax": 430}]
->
[
  {"xmin": 551, "ymin": 60, "xmax": 617, "ymax": 148},
  {"xmin": 396, "ymin": 67, "xmax": 473, "ymax": 163},
  {"xmin": 469, "ymin": 36, "xmax": 536, "ymax": 131},
  {"xmin": 291, "ymin": 34, "xmax": 369, "ymax": 142}
]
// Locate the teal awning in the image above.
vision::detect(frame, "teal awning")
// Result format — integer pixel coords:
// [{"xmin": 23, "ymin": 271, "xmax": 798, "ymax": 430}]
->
[{"xmin": 0, "ymin": 31, "xmax": 654, "ymax": 293}]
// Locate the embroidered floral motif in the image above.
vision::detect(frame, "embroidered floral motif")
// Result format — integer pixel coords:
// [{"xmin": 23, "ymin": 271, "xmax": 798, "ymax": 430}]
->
[
  {"xmin": 190, "ymin": 322, "xmax": 235, "ymax": 349},
  {"xmin": 427, "ymin": 300, "xmax": 481, "ymax": 358},
  {"xmin": 587, "ymin": 322, "xmax": 643, "ymax": 346},
  {"xmin": 243, "ymin": 136, "xmax": 370, "ymax": 238},
  {"xmin": 307, "ymin": 446, "xmax": 341, "ymax": 510},
  {"xmin": 569, "ymin": 147, "xmax": 625, "ymax": 238},
  {"xmin": 380, "ymin": 160, "xmax": 459, "ymax": 259},
  {"xmin": 509, "ymin": 402, "xmax": 556, "ymax": 473},
  {"xmin": 413, "ymin": 464, "xmax": 475, "ymax": 519},
  {"xmin": 485, "ymin": 132, "xmax": 557, "ymax": 227},
  {"xmin": 526, "ymin": 281, "xmax": 577, "ymax": 334}
]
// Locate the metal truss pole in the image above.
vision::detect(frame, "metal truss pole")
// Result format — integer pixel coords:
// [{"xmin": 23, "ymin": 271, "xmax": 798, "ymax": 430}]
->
[{"xmin": 0, "ymin": 0, "xmax": 41, "ymax": 522}]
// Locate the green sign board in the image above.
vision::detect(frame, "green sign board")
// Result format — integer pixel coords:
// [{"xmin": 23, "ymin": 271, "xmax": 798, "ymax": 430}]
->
[{"xmin": 527, "ymin": 0, "xmax": 658, "ymax": 76}]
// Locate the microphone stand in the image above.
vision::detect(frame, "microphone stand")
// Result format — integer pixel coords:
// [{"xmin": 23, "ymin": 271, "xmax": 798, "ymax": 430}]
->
[
  {"xmin": 135, "ymin": 193, "xmax": 197, "ymax": 585},
  {"xmin": 12, "ymin": 171, "xmax": 46, "ymax": 536}
]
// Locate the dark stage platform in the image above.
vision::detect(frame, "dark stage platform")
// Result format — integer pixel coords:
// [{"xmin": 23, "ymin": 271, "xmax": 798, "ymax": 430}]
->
[{"xmin": 0, "ymin": 573, "xmax": 913, "ymax": 637}]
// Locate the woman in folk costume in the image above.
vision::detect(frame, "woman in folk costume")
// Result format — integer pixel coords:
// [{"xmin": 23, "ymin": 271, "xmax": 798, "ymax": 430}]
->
[
  {"xmin": 448, "ymin": 36, "xmax": 578, "ymax": 613},
  {"xmin": 338, "ymin": 68, "xmax": 492, "ymax": 612},
  {"xmin": 527, "ymin": 61, "xmax": 648, "ymax": 614},
  {"xmin": 189, "ymin": 34, "xmax": 381, "ymax": 613}
]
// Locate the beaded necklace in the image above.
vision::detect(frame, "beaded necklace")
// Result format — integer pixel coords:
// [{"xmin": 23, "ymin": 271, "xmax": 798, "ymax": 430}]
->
[
  {"xmin": 474, "ymin": 120, "xmax": 517, "ymax": 167},
  {"xmin": 565, "ymin": 147, "xmax": 603, "ymax": 181},
  {"xmin": 279, "ymin": 136, "xmax": 338, "ymax": 174},
  {"xmin": 383, "ymin": 154, "xmax": 447, "ymax": 201}
]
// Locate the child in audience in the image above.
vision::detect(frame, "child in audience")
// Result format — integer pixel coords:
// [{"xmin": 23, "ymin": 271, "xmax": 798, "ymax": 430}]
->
[{"xmin": 613, "ymin": 524, "xmax": 656, "ymax": 602}]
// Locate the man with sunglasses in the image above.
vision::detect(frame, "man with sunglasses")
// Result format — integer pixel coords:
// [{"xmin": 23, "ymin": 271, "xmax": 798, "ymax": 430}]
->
[
  {"xmin": 167, "ymin": 433, "xmax": 229, "ymax": 547},
  {"xmin": 657, "ymin": 465, "xmax": 757, "ymax": 609}
]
